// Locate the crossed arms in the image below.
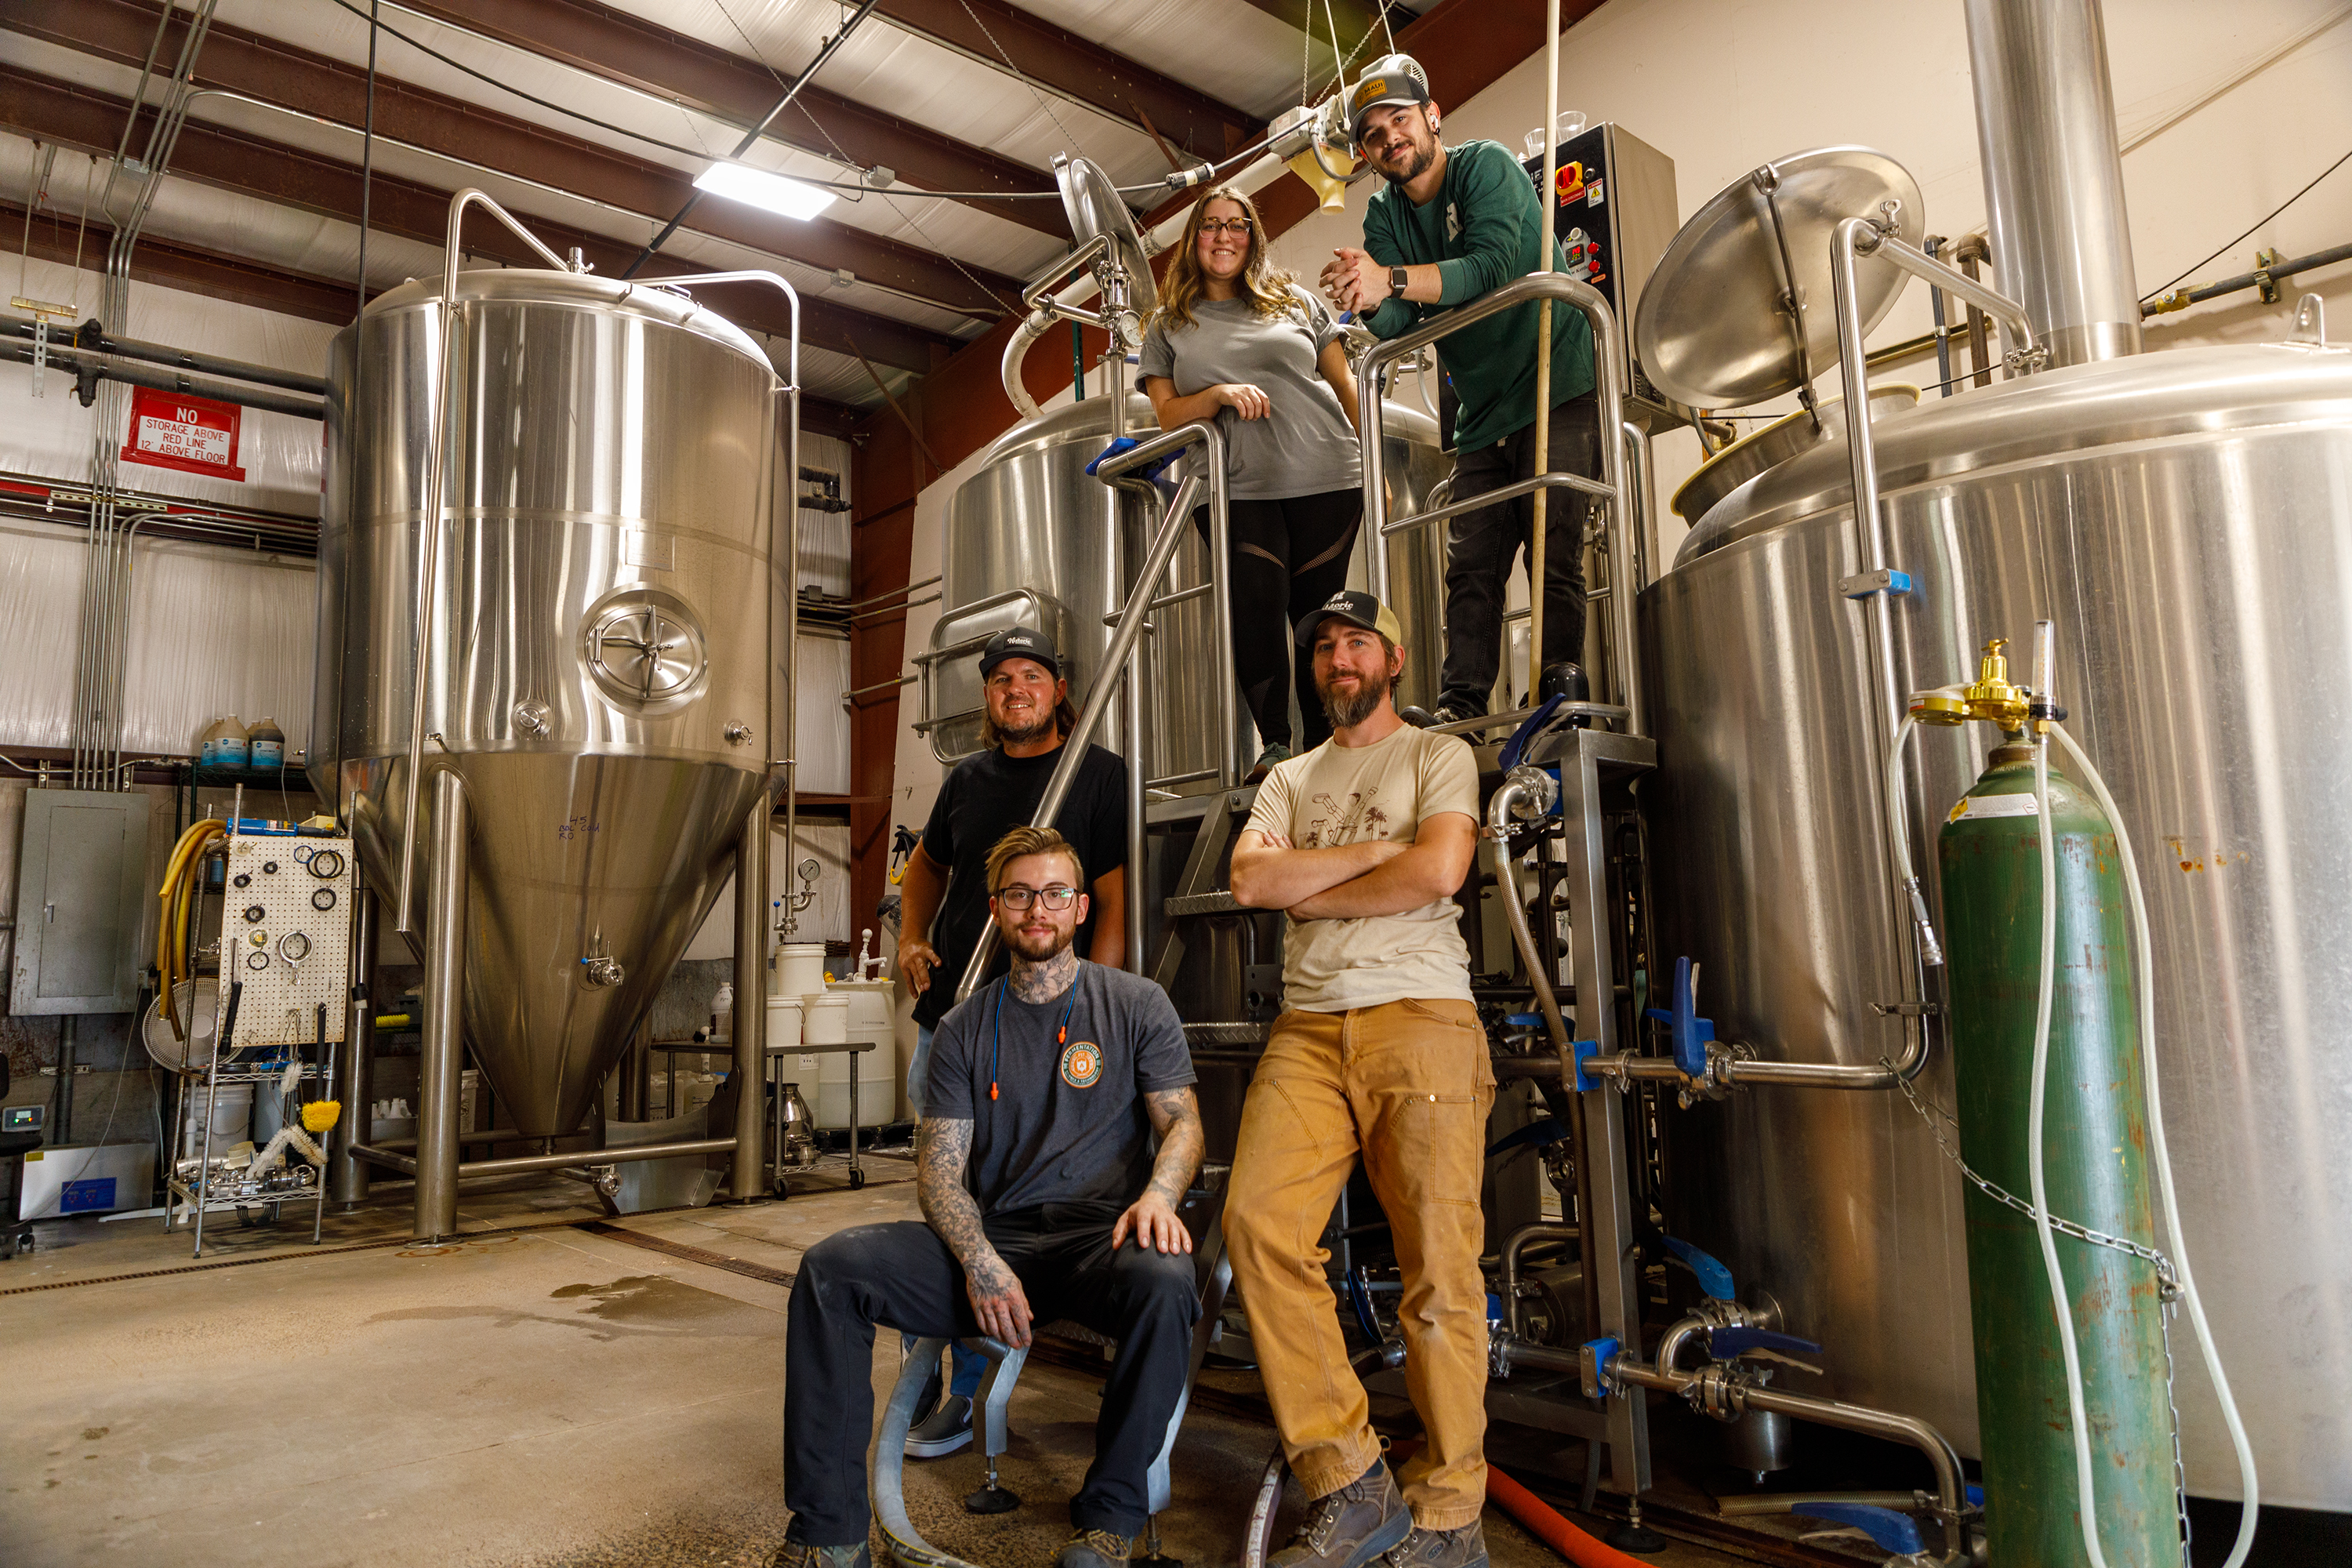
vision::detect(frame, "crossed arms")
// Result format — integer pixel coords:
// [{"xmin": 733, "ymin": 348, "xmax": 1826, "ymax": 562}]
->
[
  {"xmin": 916, "ymin": 1085, "xmax": 1203, "ymax": 1348},
  {"xmin": 1228, "ymin": 813, "xmax": 1478, "ymax": 919}
]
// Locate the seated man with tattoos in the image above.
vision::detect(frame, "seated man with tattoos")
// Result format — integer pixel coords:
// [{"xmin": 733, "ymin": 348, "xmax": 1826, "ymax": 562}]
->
[{"xmin": 775, "ymin": 825, "xmax": 1207, "ymax": 1568}]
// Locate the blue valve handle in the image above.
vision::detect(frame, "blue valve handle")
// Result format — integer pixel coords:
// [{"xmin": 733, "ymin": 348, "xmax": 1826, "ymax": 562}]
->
[
  {"xmin": 1642, "ymin": 954, "xmax": 1715, "ymax": 1076},
  {"xmin": 1486, "ymin": 1116, "xmax": 1570, "ymax": 1156},
  {"xmin": 1660, "ymin": 1236, "xmax": 1737, "ymax": 1303},
  {"xmin": 1085, "ymin": 436, "xmax": 1177, "ymax": 483},
  {"xmin": 1498, "ymin": 694, "xmax": 1570, "ymax": 774},
  {"xmin": 1708, "ymin": 1325, "xmax": 1824, "ymax": 1359},
  {"xmin": 1791, "ymin": 1502, "xmax": 1922, "ymax": 1555}
]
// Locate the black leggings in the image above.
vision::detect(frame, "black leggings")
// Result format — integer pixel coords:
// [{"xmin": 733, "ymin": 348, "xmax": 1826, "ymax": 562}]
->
[{"xmin": 1192, "ymin": 487, "xmax": 1363, "ymax": 751}]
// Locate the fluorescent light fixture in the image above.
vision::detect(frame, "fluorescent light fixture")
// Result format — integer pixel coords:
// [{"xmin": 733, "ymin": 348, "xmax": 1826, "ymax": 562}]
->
[{"xmin": 693, "ymin": 162, "xmax": 837, "ymax": 222}]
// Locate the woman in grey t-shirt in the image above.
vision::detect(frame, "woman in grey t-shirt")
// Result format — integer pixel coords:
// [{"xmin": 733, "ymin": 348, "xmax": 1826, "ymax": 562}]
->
[{"xmin": 1140, "ymin": 187, "xmax": 1363, "ymax": 776}]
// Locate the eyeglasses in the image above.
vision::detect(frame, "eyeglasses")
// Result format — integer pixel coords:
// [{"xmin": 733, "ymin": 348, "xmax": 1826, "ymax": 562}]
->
[
  {"xmin": 996, "ymin": 885, "xmax": 1078, "ymax": 910},
  {"xmin": 1199, "ymin": 219, "xmax": 1251, "ymax": 236}
]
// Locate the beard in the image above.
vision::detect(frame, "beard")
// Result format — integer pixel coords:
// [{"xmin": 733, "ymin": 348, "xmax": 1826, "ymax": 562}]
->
[
  {"xmin": 1374, "ymin": 129, "xmax": 1437, "ymax": 187},
  {"xmin": 1318, "ymin": 669, "xmax": 1390, "ymax": 730},
  {"xmin": 992, "ymin": 706, "xmax": 1054, "ymax": 746},
  {"xmin": 1003, "ymin": 920, "xmax": 1073, "ymax": 963}
]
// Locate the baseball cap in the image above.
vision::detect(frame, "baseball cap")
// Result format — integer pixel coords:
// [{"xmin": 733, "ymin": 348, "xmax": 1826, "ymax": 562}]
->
[
  {"xmin": 978, "ymin": 626, "xmax": 1061, "ymax": 679},
  {"xmin": 1295, "ymin": 589, "xmax": 1404, "ymax": 648},
  {"xmin": 1346, "ymin": 54, "xmax": 1432, "ymax": 143}
]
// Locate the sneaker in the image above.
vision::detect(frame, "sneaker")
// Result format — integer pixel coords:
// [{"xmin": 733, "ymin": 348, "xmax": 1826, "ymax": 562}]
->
[
  {"xmin": 1269, "ymin": 1461, "xmax": 1412, "ymax": 1568},
  {"xmin": 771, "ymin": 1537, "xmax": 871, "ymax": 1568},
  {"xmin": 1429, "ymin": 706, "xmax": 1476, "ymax": 728},
  {"xmin": 906, "ymin": 1393, "xmax": 974, "ymax": 1458},
  {"xmin": 1247, "ymin": 742, "xmax": 1292, "ymax": 782},
  {"xmin": 1054, "ymin": 1527, "xmax": 1135, "ymax": 1568},
  {"xmin": 1398, "ymin": 706, "xmax": 1437, "ymax": 729},
  {"xmin": 1383, "ymin": 1522, "xmax": 1488, "ymax": 1568}
]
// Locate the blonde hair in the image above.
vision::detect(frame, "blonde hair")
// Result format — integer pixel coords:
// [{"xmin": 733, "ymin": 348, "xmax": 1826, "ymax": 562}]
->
[
  {"xmin": 987, "ymin": 826, "xmax": 1086, "ymax": 895},
  {"xmin": 1152, "ymin": 186, "xmax": 1298, "ymax": 331}
]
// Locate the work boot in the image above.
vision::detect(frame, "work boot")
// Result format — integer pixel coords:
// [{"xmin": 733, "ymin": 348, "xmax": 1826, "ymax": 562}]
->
[
  {"xmin": 1248, "ymin": 742, "xmax": 1293, "ymax": 782},
  {"xmin": 1383, "ymin": 1522, "xmax": 1488, "ymax": 1568},
  {"xmin": 1054, "ymin": 1527, "xmax": 1135, "ymax": 1568},
  {"xmin": 906, "ymin": 1393, "xmax": 975, "ymax": 1458},
  {"xmin": 771, "ymin": 1535, "xmax": 871, "ymax": 1568},
  {"xmin": 1270, "ymin": 1461, "xmax": 1411, "ymax": 1568}
]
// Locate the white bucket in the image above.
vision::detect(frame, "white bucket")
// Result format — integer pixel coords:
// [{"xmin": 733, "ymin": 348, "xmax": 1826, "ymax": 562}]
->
[
  {"xmin": 773, "ymin": 942, "xmax": 829, "ymax": 999},
  {"xmin": 802, "ymin": 992, "xmax": 849, "ymax": 1045},
  {"xmin": 817, "ymin": 980, "xmax": 896, "ymax": 1131},
  {"xmin": 182, "ymin": 1082, "xmax": 253, "ymax": 1157},
  {"xmin": 767, "ymin": 994, "xmax": 804, "ymax": 1051}
]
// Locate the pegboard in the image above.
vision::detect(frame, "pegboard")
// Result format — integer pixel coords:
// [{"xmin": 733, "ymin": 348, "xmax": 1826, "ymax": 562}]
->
[{"xmin": 211, "ymin": 833, "xmax": 356, "ymax": 1050}]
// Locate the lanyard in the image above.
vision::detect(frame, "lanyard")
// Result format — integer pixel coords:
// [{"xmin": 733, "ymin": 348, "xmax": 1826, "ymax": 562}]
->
[{"xmin": 989, "ymin": 964, "xmax": 1081, "ymax": 1102}]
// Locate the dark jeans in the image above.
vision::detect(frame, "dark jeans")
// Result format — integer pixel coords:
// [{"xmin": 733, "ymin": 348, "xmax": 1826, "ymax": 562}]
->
[
  {"xmin": 783, "ymin": 1203, "xmax": 1200, "ymax": 1544},
  {"xmin": 1194, "ymin": 488, "xmax": 1363, "ymax": 752},
  {"xmin": 1439, "ymin": 392, "xmax": 1601, "ymax": 718}
]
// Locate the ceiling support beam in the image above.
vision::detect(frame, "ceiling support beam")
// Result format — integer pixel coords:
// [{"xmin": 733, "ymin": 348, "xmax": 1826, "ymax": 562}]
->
[
  {"xmin": 0, "ymin": 64, "xmax": 960, "ymax": 374},
  {"xmin": 390, "ymin": 0, "xmax": 1072, "ymax": 236},
  {"xmin": 0, "ymin": 0, "xmax": 1024, "ymax": 314}
]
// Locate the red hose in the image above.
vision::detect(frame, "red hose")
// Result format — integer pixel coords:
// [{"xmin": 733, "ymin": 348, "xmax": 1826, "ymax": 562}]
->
[{"xmin": 1387, "ymin": 1439, "xmax": 1651, "ymax": 1568}]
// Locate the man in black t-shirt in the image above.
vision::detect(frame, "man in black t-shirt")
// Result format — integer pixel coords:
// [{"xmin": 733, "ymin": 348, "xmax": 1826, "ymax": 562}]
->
[
  {"xmin": 893, "ymin": 626, "xmax": 1131, "ymax": 1450},
  {"xmin": 775, "ymin": 827, "xmax": 1203, "ymax": 1568}
]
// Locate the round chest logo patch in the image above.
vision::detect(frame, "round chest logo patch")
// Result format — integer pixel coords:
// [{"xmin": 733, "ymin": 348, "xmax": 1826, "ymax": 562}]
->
[{"xmin": 1060, "ymin": 1040, "xmax": 1104, "ymax": 1089}]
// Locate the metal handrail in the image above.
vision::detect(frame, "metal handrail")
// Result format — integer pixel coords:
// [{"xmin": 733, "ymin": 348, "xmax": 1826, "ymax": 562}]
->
[
  {"xmin": 1356, "ymin": 271, "xmax": 1641, "ymax": 735},
  {"xmin": 953, "ymin": 470, "xmax": 1208, "ymax": 1004},
  {"xmin": 1377, "ymin": 470, "xmax": 1613, "ymax": 539}
]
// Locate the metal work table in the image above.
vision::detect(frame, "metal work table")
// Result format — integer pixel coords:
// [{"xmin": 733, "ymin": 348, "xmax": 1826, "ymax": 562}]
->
[{"xmin": 649, "ymin": 1036, "xmax": 874, "ymax": 1192}]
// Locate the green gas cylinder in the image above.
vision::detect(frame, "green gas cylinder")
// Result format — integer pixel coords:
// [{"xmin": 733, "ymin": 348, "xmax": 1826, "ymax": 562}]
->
[{"xmin": 1937, "ymin": 736, "xmax": 2176, "ymax": 1566}]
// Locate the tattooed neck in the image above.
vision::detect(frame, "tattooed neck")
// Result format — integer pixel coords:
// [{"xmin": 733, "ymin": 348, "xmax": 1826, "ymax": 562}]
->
[{"xmin": 1008, "ymin": 948, "xmax": 1079, "ymax": 1004}]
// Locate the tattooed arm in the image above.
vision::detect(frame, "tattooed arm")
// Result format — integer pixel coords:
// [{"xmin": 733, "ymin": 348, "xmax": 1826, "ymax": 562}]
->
[
  {"xmin": 916, "ymin": 1115, "xmax": 1033, "ymax": 1346},
  {"xmin": 1111, "ymin": 1087, "xmax": 1204, "ymax": 1254}
]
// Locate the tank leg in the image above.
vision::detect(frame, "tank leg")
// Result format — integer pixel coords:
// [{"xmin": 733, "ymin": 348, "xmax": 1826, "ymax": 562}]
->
[
  {"xmin": 727, "ymin": 798, "xmax": 769, "ymax": 1203},
  {"xmin": 331, "ymin": 886, "xmax": 378, "ymax": 1207},
  {"xmin": 415, "ymin": 771, "xmax": 470, "ymax": 1242}
]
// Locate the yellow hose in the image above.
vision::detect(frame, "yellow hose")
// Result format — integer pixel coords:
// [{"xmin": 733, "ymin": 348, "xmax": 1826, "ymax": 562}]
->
[{"xmin": 155, "ymin": 819, "xmax": 225, "ymax": 1040}]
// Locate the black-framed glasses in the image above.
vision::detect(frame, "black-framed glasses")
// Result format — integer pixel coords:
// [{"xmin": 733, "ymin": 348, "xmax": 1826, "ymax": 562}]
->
[
  {"xmin": 996, "ymin": 884, "xmax": 1078, "ymax": 910},
  {"xmin": 1200, "ymin": 218, "xmax": 1251, "ymax": 236}
]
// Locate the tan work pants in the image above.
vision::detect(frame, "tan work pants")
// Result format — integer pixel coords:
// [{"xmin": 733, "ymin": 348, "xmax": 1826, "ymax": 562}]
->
[{"xmin": 1225, "ymin": 997, "xmax": 1497, "ymax": 1530}]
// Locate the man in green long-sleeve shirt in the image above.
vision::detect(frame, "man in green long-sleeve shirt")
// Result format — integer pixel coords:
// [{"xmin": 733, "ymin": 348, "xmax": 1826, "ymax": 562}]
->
[{"xmin": 1321, "ymin": 56, "xmax": 1599, "ymax": 724}]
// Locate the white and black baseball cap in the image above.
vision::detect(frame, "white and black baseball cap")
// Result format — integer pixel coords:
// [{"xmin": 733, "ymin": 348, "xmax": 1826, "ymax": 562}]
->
[
  {"xmin": 978, "ymin": 626, "xmax": 1062, "ymax": 679},
  {"xmin": 1295, "ymin": 589, "xmax": 1404, "ymax": 648}
]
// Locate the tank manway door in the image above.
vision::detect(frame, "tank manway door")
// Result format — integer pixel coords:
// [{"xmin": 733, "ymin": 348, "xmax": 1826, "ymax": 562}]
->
[{"xmin": 583, "ymin": 590, "xmax": 710, "ymax": 713}]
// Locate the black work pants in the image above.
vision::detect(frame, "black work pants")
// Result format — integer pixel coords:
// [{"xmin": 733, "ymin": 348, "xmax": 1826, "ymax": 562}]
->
[
  {"xmin": 783, "ymin": 1203, "xmax": 1200, "ymax": 1544},
  {"xmin": 1439, "ymin": 392, "xmax": 1600, "ymax": 718},
  {"xmin": 1193, "ymin": 487, "xmax": 1363, "ymax": 753}
]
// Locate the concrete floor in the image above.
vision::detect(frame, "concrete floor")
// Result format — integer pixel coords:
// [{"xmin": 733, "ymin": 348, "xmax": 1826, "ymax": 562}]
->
[{"xmin": 0, "ymin": 1156, "xmax": 1824, "ymax": 1568}]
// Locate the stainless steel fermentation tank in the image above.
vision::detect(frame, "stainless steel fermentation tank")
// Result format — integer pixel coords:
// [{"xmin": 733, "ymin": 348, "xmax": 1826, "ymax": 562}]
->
[
  {"xmin": 311, "ymin": 266, "xmax": 786, "ymax": 1142},
  {"xmin": 923, "ymin": 394, "xmax": 1451, "ymax": 773},
  {"xmin": 1642, "ymin": 340, "xmax": 2352, "ymax": 1510}
]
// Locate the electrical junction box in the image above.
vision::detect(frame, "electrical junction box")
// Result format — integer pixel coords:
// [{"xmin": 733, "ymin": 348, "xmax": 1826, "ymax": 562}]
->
[
  {"xmin": 20, "ymin": 1142, "xmax": 156, "ymax": 1218},
  {"xmin": 9, "ymin": 789, "xmax": 152, "ymax": 1014},
  {"xmin": 212, "ymin": 833, "xmax": 357, "ymax": 1050},
  {"xmin": 1522, "ymin": 123, "xmax": 1679, "ymax": 402},
  {"xmin": 2, "ymin": 1105, "xmax": 42, "ymax": 1133}
]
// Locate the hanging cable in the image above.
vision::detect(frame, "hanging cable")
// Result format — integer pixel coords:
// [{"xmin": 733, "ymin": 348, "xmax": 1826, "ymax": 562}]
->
[{"xmin": 2140, "ymin": 141, "xmax": 2352, "ymax": 302}]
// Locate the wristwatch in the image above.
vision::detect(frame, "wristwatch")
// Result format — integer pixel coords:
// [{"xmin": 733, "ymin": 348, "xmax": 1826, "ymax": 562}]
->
[{"xmin": 1388, "ymin": 265, "xmax": 1410, "ymax": 296}]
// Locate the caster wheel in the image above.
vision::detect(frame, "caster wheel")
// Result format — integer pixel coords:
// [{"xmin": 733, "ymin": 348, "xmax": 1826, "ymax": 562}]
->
[
  {"xmin": 850, "ymin": 1169, "xmax": 866, "ymax": 1190},
  {"xmin": 774, "ymin": 1178, "xmax": 792, "ymax": 1200}
]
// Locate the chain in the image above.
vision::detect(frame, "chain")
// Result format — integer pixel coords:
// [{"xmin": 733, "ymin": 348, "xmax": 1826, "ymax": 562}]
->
[
  {"xmin": 956, "ymin": 0, "xmax": 1088, "ymax": 158},
  {"xmin": 1887, "ymin": 1058, "xmax": 2194, "ymax": 1561},
  {"xmin": 1884, "ymin": 1061, "xmax": 2181, "ymax": 1297}
]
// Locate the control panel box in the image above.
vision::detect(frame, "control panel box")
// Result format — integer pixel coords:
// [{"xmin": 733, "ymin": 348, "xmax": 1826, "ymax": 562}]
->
[
  {"xmin": 212, "ymin": 833, "xmax": 356, "ymax": 1050},
  {"xmin": 10, "ymin": 789, "xmax": 151, "ymax": 1014},
  {"xmin": 1523, "ymin": 122, "xmax": 1679, "ymax": 401}
]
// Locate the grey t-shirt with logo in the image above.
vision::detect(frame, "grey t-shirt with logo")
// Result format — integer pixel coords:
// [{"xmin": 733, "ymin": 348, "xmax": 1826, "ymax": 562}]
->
[
  {"xmin": 1139, "ymin": 283, "xmax": 1363, "ymax": 502},
  {"xmin": 924, "ymin": 962, "xmax": 1196, "ymax": 1217}
]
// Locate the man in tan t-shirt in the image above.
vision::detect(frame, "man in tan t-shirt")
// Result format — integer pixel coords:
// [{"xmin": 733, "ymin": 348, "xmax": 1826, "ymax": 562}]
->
[{"xmin": 1224, "ymin": 590, "xmax": 1491, "ymax": 1568}]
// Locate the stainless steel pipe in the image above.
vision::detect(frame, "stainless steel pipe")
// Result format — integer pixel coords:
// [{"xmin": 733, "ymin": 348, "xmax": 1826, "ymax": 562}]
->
[
  {"xmin": 353, "ymin": 1136, "xmax": 739, "ymax": 1178},
  {"xmin": 330, "ymin": 886, "xmax": 378, "ymax": 1207},
  {"xmin": 728, "ymin": 794, "xmax": 770, "ymax": 1202},
  {"xmin": 415, "ymin": 768, "xmax": 471, "ymax": 1240},
  {"xmin": 1963, "ymin": 0, "xmax": 2142, "ymax": 365}
]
